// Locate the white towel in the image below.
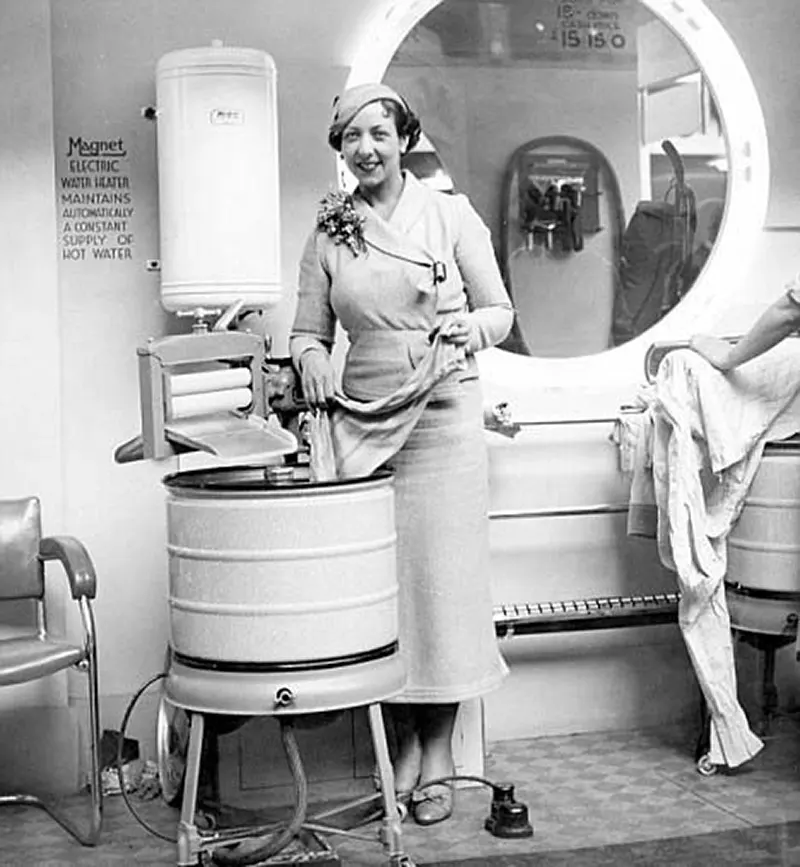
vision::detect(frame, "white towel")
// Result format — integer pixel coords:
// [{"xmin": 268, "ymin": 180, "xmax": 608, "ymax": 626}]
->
[
  {"xmin": 612, "ymin": 390, "xmax": 659, "ymax": 537},
  {"xmin": 622, "ymin": 409, "xmax": 659, "ymax": 539},
  {"xmin": 611, "ymin": 405, "xmax": 649, "ymax": 475}
]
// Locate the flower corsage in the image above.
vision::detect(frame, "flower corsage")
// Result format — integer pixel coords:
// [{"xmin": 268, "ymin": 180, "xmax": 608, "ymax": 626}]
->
[{"xmin": 316, "ymin": 191, "xmax": 367, "ymax": 257}]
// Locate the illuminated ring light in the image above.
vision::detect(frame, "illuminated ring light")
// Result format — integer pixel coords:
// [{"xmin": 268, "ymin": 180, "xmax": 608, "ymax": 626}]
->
[{"xmin": 342, "ymin": 0, "xmax": 770, "ymax": 408}]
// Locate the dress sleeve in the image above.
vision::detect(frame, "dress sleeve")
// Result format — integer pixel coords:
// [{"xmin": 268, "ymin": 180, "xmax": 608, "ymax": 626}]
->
[
  {"xmin": 289, "ymin": 230, "xmax": 336, "ymax": 369},
  {"xmin": 453, "ymin": 196, "xmax": 515, "ymax": 354}
]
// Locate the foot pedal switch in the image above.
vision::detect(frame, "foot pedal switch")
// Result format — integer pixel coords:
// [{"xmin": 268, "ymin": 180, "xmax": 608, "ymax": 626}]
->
[{"xmin": 484, "ymin": 783, "xmax": 534, "ymax": 839}]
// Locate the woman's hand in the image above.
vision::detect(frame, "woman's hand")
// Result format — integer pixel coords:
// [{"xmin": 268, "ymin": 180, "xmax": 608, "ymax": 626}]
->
[
  {"xmin": 438, "ymin": 316, "xmax": 474, "ymax": 348},
  {"xmin": 688, "ymin": 334, "xmax": 733, "ymax": 370},
  {"xmin": 299, "ymin": 349, "xmax": 336, "ymax": 408}
]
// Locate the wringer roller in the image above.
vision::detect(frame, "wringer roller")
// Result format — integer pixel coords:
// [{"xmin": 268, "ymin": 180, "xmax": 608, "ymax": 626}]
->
[
  {"xmin": 116, "ymin": 322, "xmax": 296, "ymax": 465},
  {"xmin": 113, "ymin": 42, "xmax": 417, "ymax": 867}
]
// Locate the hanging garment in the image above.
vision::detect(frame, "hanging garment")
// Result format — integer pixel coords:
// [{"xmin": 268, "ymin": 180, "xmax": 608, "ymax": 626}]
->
[{"xmin": 632, "ymin": 345, "xmax": 800, "ymax": 767}]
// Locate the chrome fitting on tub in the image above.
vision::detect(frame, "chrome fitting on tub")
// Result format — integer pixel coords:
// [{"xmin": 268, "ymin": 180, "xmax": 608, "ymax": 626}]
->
[{"xmin": 274, "ymin": 686, "xmax": 296, "ymax": 709}]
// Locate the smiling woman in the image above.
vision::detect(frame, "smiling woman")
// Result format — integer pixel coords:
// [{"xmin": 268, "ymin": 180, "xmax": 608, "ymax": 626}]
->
[
  {"xmin": 344, "ymin": 0, "xmax": 769, "ymax": 402},
  {"xmin": 333, "ymin": 93, "xmax": 417, "ymax": 216},
  {"xmin": 290, "ymin": 79, "xmax": 514, "ymax": 825}
]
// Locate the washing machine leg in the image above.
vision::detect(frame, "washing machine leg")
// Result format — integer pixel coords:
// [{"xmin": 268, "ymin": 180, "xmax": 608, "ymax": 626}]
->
[
  {"xmin": 759, "ymin": 642, "xmax": 779, "ymax": 736},
  {"xmin": 177, "ymin": 712, "xmax": 206, "ymax": 867},
  {"xmin": 367, "ymin": 703, "xmax": 410, "ymax": 864}
]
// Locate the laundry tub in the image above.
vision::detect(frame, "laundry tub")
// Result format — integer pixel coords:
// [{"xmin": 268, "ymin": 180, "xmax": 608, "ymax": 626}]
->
[
  {"xmin": 160, "ymin": 464, "xmax": 405, "ymax": 716},
  {"xmin": 726, "ymin": 438, "xmax": 800, "ymax": 639}
]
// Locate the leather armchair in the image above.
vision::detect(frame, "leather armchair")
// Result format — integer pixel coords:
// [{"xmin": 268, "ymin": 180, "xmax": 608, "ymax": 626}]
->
[{"xmin": 0, "ymin": 497, "xmax": 102, "ymax": 845}]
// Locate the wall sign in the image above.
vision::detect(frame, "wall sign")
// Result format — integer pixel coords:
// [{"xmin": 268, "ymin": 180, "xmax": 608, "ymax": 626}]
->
[
  {"xmin": 59, "ymin": 135, "xmax": 135, "ymax": 262},
  {"xmin": 512, "ymin": 0, "xmax": 638, "ymax": 65},
  {"xmin": 417, "ymin": 0, "xmax": 639, "ymax": 68},
  {"xmin": 554, "ymin": 0, "xmax": 633, "ymax": 53}
]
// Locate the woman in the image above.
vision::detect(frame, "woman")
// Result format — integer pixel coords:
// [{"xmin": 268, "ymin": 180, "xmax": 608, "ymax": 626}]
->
[{"xmin": 289, "ymin": 83, "xmax": 513, "ymax": 826}]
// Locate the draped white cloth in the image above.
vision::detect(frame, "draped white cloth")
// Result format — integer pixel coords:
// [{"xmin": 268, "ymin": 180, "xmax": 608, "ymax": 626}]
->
[{"xmin": 623, "ymin": 344, "xmax": 800, "ymax": 767}]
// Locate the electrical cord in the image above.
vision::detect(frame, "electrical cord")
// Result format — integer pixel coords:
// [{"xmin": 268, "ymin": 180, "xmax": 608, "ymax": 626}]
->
[
  {"xmin": 414, "ymin": 772, "xmax": 497, "ymax": 794},
  {"xmin": 116, "ymin": 671, "xmax": 176, "ymax": 843}
]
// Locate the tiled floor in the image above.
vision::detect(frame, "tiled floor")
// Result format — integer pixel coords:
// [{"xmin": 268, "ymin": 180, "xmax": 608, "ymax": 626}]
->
[{"xmin": 3, "ymin": 717, "xmax": 800, "ymax": 866}]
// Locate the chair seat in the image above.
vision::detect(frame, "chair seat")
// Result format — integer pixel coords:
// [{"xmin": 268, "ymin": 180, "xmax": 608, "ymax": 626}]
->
[{"xmin": 0, "ymin": 636, "xmax": 85, "ymax": 685}]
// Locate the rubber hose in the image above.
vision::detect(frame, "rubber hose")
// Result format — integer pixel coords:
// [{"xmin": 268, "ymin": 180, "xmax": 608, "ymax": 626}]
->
[{"xmin": 212, "ymin": 719, "xmax": 309, "ymax": 866}]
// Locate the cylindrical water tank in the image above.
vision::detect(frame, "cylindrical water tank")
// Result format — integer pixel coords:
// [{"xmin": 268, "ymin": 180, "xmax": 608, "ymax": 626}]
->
[
  {"xmin": 726, "ymin": 439, "xmax": 800, "ymax": 636},
  {"xmin": 156, "ymin": 45, "xmax": 281, "ymax": 314}
]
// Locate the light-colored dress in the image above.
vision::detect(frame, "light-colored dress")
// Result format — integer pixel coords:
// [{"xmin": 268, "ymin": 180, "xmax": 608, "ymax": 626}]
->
[{"xmin": 291, "ymin": 171, "xmax": 513, "ymax": 703}]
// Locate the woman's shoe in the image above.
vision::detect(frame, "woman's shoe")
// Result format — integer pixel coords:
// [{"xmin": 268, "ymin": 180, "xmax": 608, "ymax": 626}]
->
[{"xmin": 411, "ymin": 783, "xmax": 454, "ymax": 826}]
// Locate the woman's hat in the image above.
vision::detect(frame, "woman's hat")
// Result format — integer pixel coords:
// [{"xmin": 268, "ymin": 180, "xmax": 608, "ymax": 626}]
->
[{"xmin": 328, "ymin": 82, "xmax": 410, "ymax": 148}]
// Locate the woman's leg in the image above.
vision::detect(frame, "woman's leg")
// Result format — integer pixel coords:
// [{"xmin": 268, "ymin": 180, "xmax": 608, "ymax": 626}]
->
[
  {"xmin": 412, "ymin": 702, "xmax": 458, "ymax": 825},
  {"xmin": 418, "ymin": 702, "xmax": 458, "ymax": 784},
  {"xmin": 385, "ymin": 703, "xmax": 423, "ymax": 793}
]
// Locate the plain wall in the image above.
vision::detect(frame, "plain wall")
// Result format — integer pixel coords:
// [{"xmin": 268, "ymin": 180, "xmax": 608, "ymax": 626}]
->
[
  {"xmin": 0, "ymin": 0, "xmax": 79, "ymax": 792},
  {"xmin": 705, "ymin": 0, "xmax": 800, "ymax": 228}
]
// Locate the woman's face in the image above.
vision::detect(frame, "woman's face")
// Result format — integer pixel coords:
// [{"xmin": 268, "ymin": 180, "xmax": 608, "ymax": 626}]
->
[{"xmin": 341, "ymin": 101, "xmax": 408, "ymax": 193}]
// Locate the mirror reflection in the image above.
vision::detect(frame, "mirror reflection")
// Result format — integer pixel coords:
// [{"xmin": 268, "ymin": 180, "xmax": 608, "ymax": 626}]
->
[{"xmin": 384, "ymin": 0, "xmax": 728, "ymax": 357}]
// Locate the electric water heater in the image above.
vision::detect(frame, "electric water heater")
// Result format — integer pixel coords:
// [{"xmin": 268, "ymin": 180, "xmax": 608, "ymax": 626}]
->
[{"xmin": 155, "ymin": 44, "xmax": 281, "ymax": 314}]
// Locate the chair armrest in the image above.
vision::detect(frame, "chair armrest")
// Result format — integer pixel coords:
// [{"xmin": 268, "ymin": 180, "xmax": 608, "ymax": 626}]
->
[{"xmin": 39, "ymin": 536, "xmax": 97, "ymax": 600}]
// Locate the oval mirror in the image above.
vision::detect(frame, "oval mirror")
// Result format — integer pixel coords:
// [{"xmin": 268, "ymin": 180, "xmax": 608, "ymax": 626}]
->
[
  {"xmin": 344, "ymin": 0, "xmax": 768, "ymax": 397},
  {"xmin": 383, "ymin": 0, "xmax": 725, "ymax": 358}
]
